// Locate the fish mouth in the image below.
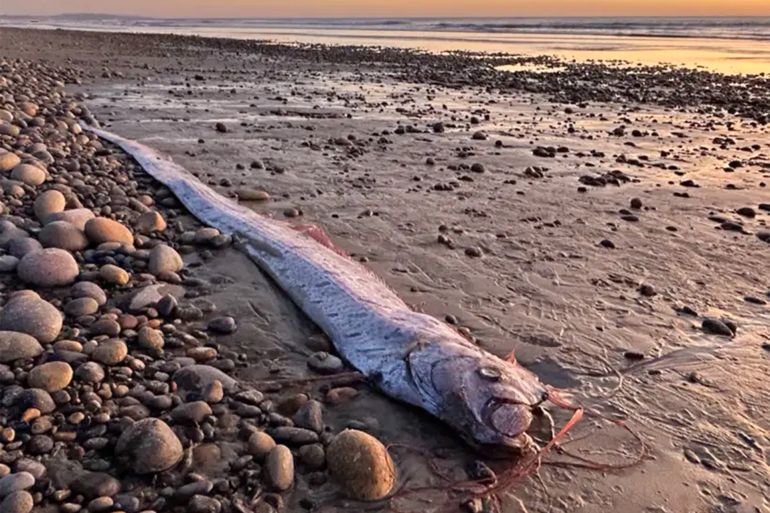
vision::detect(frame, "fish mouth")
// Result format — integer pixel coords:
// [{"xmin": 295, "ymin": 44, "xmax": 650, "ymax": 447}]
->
[{"xmin": 482, "ymin": 397, "xmax": 534, "ymax": 439}]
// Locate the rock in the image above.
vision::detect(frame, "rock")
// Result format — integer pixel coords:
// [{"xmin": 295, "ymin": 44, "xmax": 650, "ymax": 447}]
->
[
  {"xmin": 17, "ymin": 248, "xmax": 79, "ymax": 287},
  {"xmin": 7, "ymin": 238, "xmax": 42, "ymax": 259},
  {"xmin": 236, "ymin": 189, "xmax": 270, "ymax": 201},
  {"xmin": 702, "ymin": 318, "xmax": 735, "ymax": 337},
  {"xmin": 0, "ymin": 152, "xmax": 21, "ymax": 172},
  {"xmin": 84, "ymin": 217, "xmax": 133, "ymax": 246},
  {"xmin": 298, "ymin": 444, "xmax": 326, "ymax": 470},
  {"xmin": 307, "ymin": 352, "xmax": 344, "ymax": 374},
  {"xmin": 0, "ymin": 473, "xmax": 34, "ymax": 498},
  {"xmin": 137, "ymin": 327, "xmax": 164, "ymax": 353},
  {"xmin": 188, "ymin": 495, "xmax": 221, "ymax": 513},
  {"xmin": 265, "ymin": 445, "xmax": 294, "ymax": 491},
  {"xmin": 148, "ymin": 244, "xmax": 183, "ymax": 275},
  {"xmin": 38, "ymin": 221, "xmax": 88, "ymax": 251},
  {"xmin": 247, "ymin": 431, "xmax": 276, "ymax": 460},
  {"xmin": 27, "ymin": 361, "xmax": 73, "ymax": 392},
  {"xmin": 207, "ymin": 316, "xmax": 236, "ymax": 334},
  {"xmin": 326, "ymin": 429, "xmax": 396, "ymax": 501},
  {"xmin": 0, "ymin": 332, "xmax": 43, "ymax": 363},
  {"xmin": 115, "ymin": 418, "xmax": 183, "ymax": 474},
  {"xmin": 33, "ymin": 190, "xmax": 66, "ymax": 221},
  {"xmin": 0, "ymin": 490, "xmax": 33, "ymax": 513},
  {"xmin": 0, "ymin": 123, "xmax": 19, "ymax": 137},
  {"xmin": 123, "ymin": 284, "xmax": 183, "ymax": 313},
  {"xmin": 16, "ymin": 389, "xmax": 55, "ymax": 413},
  {"xmin": 44, "ymin": 208, "xmax": 95, "ymax": 230},
  {"xmin": 91, "ymin": 339, "xmax": 128, "ymax": 365},
  {"xmin": 170, "ymin": 401, "xmax": 212, "ymax": 424},
  {"xmin": 63, "ymin": 297, "xmax": 99, "ymax": 316},
  {"xmin": 74, "ymin": 362, "xmax": 105, "ymax": 383},
  {"xmin": 173, "ymin": 365, "xmax": 237, "ymax": 400},
  {"xmin": 70, "ymin": 471, "xmax": 121, "ymax": 499},
  {"xmin": 269, "ymin": 427, "xmax": 319, "ymax": 445},
  {"xmin": 293, "ymin": 400, "xmax": 324, "ymax": 433},
  {"xmin": 99, "ymin": 264, "xmax": 129, "ymax": 286},
  {"xmin": 0, "ymin": 296, "xmax": 62, "ymax": 343},
  {"xmin": 11, "ymin": 164, "xmax": 46, "ymax": 187},
  {"xmin": 135, "ymin": 211, "xmax": 166, "ymax": 234},
  {"xmin": 0, "ymin": 256, "xmax": 18, "ymax": 273},
  {"xmin": 70, "ymin": 281, "xmax": 107, "ymax": 305}
]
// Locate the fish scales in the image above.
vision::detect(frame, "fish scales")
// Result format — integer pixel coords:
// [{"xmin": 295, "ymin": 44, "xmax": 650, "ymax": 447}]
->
[{"xmin": 85, "ymin": 125, "xmax": 548, "ymax": 450}]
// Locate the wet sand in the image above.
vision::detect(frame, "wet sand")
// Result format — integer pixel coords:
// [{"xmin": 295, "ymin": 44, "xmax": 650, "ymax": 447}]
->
[{"xmin": 3, "ymin": 27, "xmax": 770, "ymax": 513}]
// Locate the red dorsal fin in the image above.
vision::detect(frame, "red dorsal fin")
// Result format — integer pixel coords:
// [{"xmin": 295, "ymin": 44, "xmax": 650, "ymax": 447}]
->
[{"xmin": 291, "ymin": 223, "xmax": 347, "ymax": 257}]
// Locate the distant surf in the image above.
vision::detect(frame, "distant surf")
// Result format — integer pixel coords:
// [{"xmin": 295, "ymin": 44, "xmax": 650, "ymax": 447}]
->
[{"xmin": 3, "ymin": 15, "xmax": 770, "ymax": 41}]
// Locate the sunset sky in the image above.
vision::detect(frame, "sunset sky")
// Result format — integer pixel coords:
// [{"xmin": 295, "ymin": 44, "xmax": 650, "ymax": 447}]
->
[{"xmin": 4, "ymin": 0, "xmax": 770, "ymax": 17}]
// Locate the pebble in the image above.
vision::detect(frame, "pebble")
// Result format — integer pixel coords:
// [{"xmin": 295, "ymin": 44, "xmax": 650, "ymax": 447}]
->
[
  {"xmin": 307, "ymin": 351, "xmax": 344, "ymax": 374},
  {"xmin": 170, "ymin": 401, "xmax": 213, "ymax": 424},
  {"xmin": 189, "ymin": 495, "xmax": 221, "ymax": 513},
  {"xmin": 702, "ymin": 318, "xmax": 735, "ymax": 337},
  {"xmin": 0, "ymin": 152, "xmax": 21, "ymax": 172},
  {"xmin": 0, "ymin": 332, "xmax": 43, "ymax": 363},
  {"xmin": 247, "ymin": 431, "xmax": 276, "ymax": 460},
  {"xmin": 85, "ymin": 217, "xmax": 134, "ymax": 246},
  {"xmin": 99, "ymin": 264, "xmax": 130, "ymax": 286},
  {"xmin": 17, "ymin": 248, "xmax": 79, "ymax": 287},
  {"xmin": 293, "ymin": 400, "xmax": 324, "ymax": 433},
  {"xmin": 0, "ymin": 491, "xmax": 33, "ymax": 513},
  {"xmin": 91, "ymin": 339, "xmax": 128, "ymax": 365},
  {"xmin": 326, "ymin": 429, "xmax": 396, "ymax": 500},
  {"xmin": 0, "ymin": 472, "xmax": 35, "ymax": 498},
  {"xmin": 38, "ymin": 221, "xmax": 88, "ymax": 251},
  {"xmin": 74, "ymin": 362, "xmax": 105, "ymax": 383},
  {"xmin": 173, "ymin": 364, "xmax": 237, "ymax": 399},
  {"xmin": 8, "ymin": 238, "xmax": 42, "ymax": 259},
  {"xmin": 63, "ymin": 297, "xmax": 99, "ymax": 316},
  {"xmin": 70, "ymin": 471, "xmax": 121, "ymax": 499},
  {"xmin": 44, "ymin": 208, "xmax": 95, "ymax": 230},
  {"xmin": 0, "ymin": 296, "xmax": 63, "ymax": 343},
  {"xmin": 236, "ymin": 189, "xmax": 270, "ymax": 201},
  {"xmin": 11, "ymin": 164, "xmax": 46, "ymax": 187},
  {"xmin": 27, "ymin": 361, "xmax": 73, "ymax": 392},
  {"xmin": 148, "ymin": 244, "xmax": 183, "ymax": 275},
  {"xmin": 135, "ymin": 211, "xmax": 166, "ymax": 234},
  {"xmin": 207, "ymin": 316, "xmax": 237, "ymax": 334},
  {"xmin": 0, "ymin": 256, "xmax": 18, "ymax": 273},
  {"xmin": 265, "ymin": 445, "xmax": 294, "ymax": 491},
  {"xmin": 269, "ymin": 426, "xmax": 320, "ymax": 445},
  {"xmin": 17, "ymin": 389, "xmax": 55, "ymax": 413},
  {"xmin": 33, "ymin": 190, "xmax": 66, "ymax": 221},
  {"xmin": 115, "ymin": 418, "xmax": 184, "ymax": 474},
  {"xmin": 137, "ymin": 327, "xmax": 164, "ymax": 353}
]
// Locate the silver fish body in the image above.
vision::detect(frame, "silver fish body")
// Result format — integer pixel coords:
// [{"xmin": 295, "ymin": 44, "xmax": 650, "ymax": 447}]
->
[{"xmin": 85, "ymin": 125, "xmax": 548, "ymax": 450}]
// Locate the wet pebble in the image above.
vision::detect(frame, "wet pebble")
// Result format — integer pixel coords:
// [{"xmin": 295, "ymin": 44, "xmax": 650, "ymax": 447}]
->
[{"xmin": 326, "ymin": 429, "xmax": 396, "ymax": 501}]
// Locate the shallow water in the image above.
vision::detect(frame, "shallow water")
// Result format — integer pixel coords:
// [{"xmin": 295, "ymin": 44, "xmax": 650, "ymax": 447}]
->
[{"xmin": 3, "ymin": 18, "xmax": 770, "ymax": 75}]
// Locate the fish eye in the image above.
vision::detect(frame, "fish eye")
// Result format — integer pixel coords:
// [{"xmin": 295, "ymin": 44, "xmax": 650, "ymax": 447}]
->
[{"xmin": 478, "ymin": 366, "xmax": 501, "ymax": 381}]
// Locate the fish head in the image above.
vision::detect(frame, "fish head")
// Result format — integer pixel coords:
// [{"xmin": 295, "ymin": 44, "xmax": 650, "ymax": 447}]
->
[{"xmin": 409, "ymin": 342, "xmax": 548, "ymax": 452}]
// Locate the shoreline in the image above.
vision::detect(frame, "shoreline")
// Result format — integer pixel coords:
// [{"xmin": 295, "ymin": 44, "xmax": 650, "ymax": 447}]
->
[
  {"xmin": 1, "ymin": 26, "xmax": 770, "ymax": 513},
  {"xmin": 2, "ymin": 22, "xmax": 770, "ymax": 75}
]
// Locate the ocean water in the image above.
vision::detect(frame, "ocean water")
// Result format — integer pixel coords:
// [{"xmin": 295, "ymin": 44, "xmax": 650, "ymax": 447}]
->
[{"xmin": 2, "ymin": 15, "xmax": 770, "ymax": 74}]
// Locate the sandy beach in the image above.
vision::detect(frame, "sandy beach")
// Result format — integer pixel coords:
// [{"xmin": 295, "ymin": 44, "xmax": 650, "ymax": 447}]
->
[{"xmin": 1, "ymin": 26, "xmax": 770, "ymax": 513}]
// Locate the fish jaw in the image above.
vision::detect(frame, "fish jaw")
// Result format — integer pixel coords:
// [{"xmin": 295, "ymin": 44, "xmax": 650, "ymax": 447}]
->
[{"xmin": 407, "ymin": 334, "xmax": 548, "ymax": 451}]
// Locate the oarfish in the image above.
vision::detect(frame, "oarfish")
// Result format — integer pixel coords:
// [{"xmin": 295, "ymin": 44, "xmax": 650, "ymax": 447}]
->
[{"xmin": 85, "ymin": 125, "xmax": 549, "ymax": 452}]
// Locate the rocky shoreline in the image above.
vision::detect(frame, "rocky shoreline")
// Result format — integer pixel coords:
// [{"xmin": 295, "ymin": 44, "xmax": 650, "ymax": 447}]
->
[
  {"xmin": 2, "ymin": 25, "xmax": 770, "ymax": 513},
  {"xmin": 0, "ymin": 57, "xmax": 403, "ymax": 513}
]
